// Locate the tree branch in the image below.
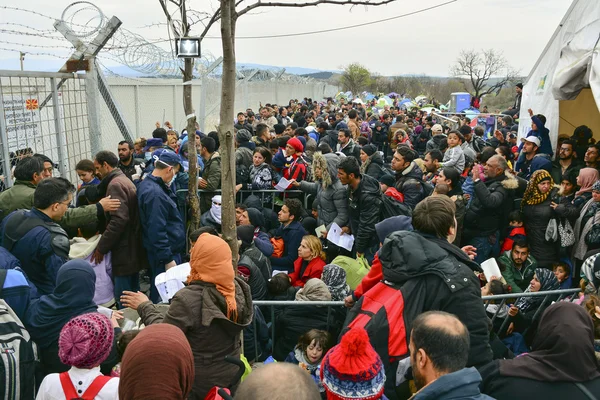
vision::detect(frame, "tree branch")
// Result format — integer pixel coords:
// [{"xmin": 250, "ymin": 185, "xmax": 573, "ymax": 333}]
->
[{"xmin": 237, "ymin": 0, "xmax": 396, "ymax": 17}]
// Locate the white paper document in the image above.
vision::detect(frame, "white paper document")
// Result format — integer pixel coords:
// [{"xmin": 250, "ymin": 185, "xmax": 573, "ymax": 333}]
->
[
  {"xmin": 274, "ymin": 177, "xmax": 291, "ymax": 191},
  {"xmin": 155, "ymin": 262, "xmax": 192, "ymax": 303},
  {"xmin": 480, "ymin": 258, "xmax": 503, "ymax": 283},
  {"xmin": 327, "ymin": 222, "xmax": 355, "ymax": 251},
  {"xmin": 315, "ymin": 224, "xmax": 327, "ymax": 238}
]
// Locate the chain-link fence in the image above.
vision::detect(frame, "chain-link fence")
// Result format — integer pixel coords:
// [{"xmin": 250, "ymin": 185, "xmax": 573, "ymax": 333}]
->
[{"xmin": 0, "ymin": 70, "xmax": 91, "ymax": 187}]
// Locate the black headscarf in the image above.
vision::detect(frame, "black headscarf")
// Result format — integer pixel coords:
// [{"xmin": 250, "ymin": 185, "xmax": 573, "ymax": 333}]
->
[
  {"xmin": 499, "ymin": 302, "xmax": 600, "ymax": 382},
  {"xmin": 24, "ymin": 260, "xmax": 97, "ymax": 349}
]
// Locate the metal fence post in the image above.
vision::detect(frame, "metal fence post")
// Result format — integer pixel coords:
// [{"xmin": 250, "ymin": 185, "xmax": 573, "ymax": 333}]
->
[
  {"xmin": 86, "ymin": 57, "xmax": 102, "ymax": 155},
  {"xmin": 0, "ymin": 86, "xmax": 13, "ymax": 188},
  {"xmin": 50, "ymin": 77, "xmax": 68, "ymax": 178}
]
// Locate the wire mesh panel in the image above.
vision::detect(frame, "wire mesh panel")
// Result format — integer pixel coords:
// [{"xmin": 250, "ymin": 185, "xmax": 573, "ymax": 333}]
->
[{"xmin": 0, "ymin": 71, "xmax": 91, "ymax": 187}]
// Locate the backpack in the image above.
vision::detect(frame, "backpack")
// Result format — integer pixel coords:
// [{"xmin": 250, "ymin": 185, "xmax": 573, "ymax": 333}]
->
[
  {"xmin": 380, "ymin": 195, "xmax": 412, "ymax": 220},
  {"xmin": 0, "ymin": 271, "xmax": 37, "ymax": 400},
  {"xmin": 59, "ymin": 371, "xmax": 112, "ymax": 400}
]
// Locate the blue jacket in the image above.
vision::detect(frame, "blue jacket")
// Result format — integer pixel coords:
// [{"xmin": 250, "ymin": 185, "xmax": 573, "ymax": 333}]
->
[
  {"xmin": 0, "ymin": 208, "xmax": 68, "ymax": 296},
  {"xmin": 516, "ymin": 153, "xmax": 552, "ymax": 180},
  {"xmin": 137, "ymin": 174, "xmax": 186, "ymax": 265},
  {"xmin": 269, "ymin": 221, "xmax": 307, "ymax": 272},
  {"xmin": 412, "ymin": 367, "xmax": 493, "ymax": 400},
  {"xmin": 0, "ymin": 268, "xmax": 30, "ymax": 320},
  {"xmin": 518, "ymin": 115, "xmax": 553, "ymax": 156}
]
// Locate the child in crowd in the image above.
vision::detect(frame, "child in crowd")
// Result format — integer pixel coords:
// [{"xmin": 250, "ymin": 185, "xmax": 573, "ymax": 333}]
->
[
  {"xmin": 441, "ymin": 131, "xmax": 465, "ymax": 174},
  {"xmin": 75, "ymin": 159, "xmax": 100, "ymax": 206},
  {"xmin": 433, "ymin": 183, "xmax": 449, "ymax": 196},
  {"xmin": 379, "ymin": 174, "xmax": 404, "ymax": 203},
  {"xmin": 285, "ymin": 329, "xmax": 332, "ymax": 393},
  {"xmin": 552, "ymin": 262, "xmax": 573, "ymax": 289},
  {"xmin": 501, "ymin": 210, "xmax": 527, "ymax": 252},
  {"xmin": 320, "ymin": 327, "xmax": 386, "ymax": 400},
  {"xmin": 69, "ymin": 223, "xmax": 114, "ymax": 308},
  {"xmin": 36, "ymin": 313, "xmax": 119, "ymax": 399},
  {"xmin": 481, "ymin": 277, "xmax": 511, "ymax": 320},
  {"xmin": 76, "ymin": 159, "xmax": 100, "ymax": 189},
  {"xmin": 111, "ymin": 330, "xmax": 141, "ymax": 377}
]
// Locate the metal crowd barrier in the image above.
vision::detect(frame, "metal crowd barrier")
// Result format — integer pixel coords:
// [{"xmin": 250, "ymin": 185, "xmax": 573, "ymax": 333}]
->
[
  {"xmin": 176, "ymin": 188, "xmax": 310, "ymax": 213},
  {"xmin": 249, "ymin": 289, "xmax": 580, "ymax": 362}
]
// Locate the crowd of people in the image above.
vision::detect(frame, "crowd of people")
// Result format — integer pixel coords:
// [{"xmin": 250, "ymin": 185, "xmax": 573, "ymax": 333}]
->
[{"xmin": 0, "ymin": 90, "xmax": 600, "ymax": 399}]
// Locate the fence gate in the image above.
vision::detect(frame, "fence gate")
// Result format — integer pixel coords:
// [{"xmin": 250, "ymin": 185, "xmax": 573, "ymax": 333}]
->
[{"xmin": 0, "ymin": 70, "xmax": 91, "ymax": 188}]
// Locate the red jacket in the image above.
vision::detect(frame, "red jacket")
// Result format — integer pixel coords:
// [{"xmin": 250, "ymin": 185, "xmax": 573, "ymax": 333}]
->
[
  {"xmin": 353, "ymin": 252, "xmax": 383, "ymax": 300},
  {"xmin": 501, "ymin": 226, "xmax": 527, "ymax": 253},
  {"xmin": 289, "ymin": 257, "xmax": 326, "ymax": 288},
  {"xmin": 384, "ymin": 187, "xmax": 404, "ymax": 203}
]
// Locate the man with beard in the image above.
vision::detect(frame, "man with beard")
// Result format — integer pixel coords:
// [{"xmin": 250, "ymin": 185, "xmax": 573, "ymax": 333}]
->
[
  {"xmin": 497, "ymin": 239, "xmax": 537, "ymax": 293},
  {"xmin": 409, "ymin": 311, "xmax": 493, "ymax": 400},
  {"xmin": 551, "ymin": 139, "xmax": 581, "ymax": 184},
  {"xmin": 117, "ymin": 140, "xmax": 146, "ymax": 181}
]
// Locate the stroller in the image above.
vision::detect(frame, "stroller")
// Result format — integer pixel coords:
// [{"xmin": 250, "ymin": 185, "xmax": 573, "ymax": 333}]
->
[{"xmin": 204, "ymin": 356, "xmax": 247, "ymax": 400}]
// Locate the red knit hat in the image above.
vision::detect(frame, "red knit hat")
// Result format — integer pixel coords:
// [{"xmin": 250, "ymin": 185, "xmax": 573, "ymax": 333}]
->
[
  {"xmin": 287, "ymin": 137, "xmax": 304, "ymax": 153},
  {"xmin": 320, "ymin": 327, "xmax": 385, "ymax": 400},
  {"xmin": 59, "ymin": 313, "xmax": 114, "ymax": 369}
]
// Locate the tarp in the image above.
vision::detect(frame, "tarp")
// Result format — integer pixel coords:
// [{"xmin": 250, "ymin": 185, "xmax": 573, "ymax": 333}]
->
[{"xmin": 519, "ymin": 0, "xmax": 600, "ymax": 146}]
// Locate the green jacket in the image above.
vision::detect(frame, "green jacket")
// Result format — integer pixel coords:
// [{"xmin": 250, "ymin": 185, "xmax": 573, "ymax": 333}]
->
[
  {"xmin": 497, "ymin": 250, "xmax": 538, "ymax": 293},
  {"xmin": 200, "ymin": 152, "xmax": 222, "ymax": 213},
  {"xmin": 0, "ymin": 180, "xmax": 97, "ymax": 228}
]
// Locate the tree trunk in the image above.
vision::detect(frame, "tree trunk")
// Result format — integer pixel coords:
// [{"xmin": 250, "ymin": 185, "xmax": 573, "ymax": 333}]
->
[
  {"xmin": 183, "ymin": 57, "xmax": 201, "ymax": 234},
  {"xmin": 218, "ymin": 0, "xmax": 239, "ymax": 265}
]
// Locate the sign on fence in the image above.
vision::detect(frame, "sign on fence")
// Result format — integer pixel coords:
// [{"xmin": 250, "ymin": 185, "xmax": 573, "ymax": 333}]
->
[{"xmin": 1, "ymin": 94, "xmax": 42, "ymax": 153}]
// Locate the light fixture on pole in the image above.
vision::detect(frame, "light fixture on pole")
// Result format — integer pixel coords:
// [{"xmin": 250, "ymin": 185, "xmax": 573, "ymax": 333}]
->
[{"xmin": 175, "ymin": 37, "xmax": 201, "ymax": 58}]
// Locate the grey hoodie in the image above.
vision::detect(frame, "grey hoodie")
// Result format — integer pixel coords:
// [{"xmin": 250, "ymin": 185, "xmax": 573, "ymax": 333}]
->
[{"xmin": 299, "ymin": 152, "xmax": 348, "ymax": 229}]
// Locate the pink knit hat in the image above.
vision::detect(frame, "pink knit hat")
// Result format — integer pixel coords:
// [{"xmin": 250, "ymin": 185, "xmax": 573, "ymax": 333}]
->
[{"xmin": 59, "ymin": 313, "xmax": 114, "ymax": 369}]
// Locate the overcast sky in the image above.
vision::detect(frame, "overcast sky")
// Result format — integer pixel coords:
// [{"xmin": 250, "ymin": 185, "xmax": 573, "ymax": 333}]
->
[{"xmin": 1, "ymin": 0, "xmax": 572, "ymax": 76}]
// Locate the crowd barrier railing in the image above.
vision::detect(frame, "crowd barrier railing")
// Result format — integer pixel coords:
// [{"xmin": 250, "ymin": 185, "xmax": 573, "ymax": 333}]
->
[
  {"xmin": 249, "ymin": 289, "xmax": 580, "ymax": 362},
  {"xmin": 176, "ymin": 188, "xmax": 311, "ymax": 212}
]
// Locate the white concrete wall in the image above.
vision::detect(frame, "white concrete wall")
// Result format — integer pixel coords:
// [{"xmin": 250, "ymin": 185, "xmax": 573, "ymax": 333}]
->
[{"xmin": 100, "ymin": 77, "xmax": 339, "ymax": 145}]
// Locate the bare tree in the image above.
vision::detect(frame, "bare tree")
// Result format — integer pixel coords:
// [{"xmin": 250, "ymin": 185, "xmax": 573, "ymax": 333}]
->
[
  {"xmin": 451, "ymin": 49, "xmax": 519, "ymax": 100},
  {"xmin": 158, "ymin": 0, "xmax": 205, "ymax": 235},
  {"xmin": 162, "ymin": 0, "xmax": 398, "ymax": 263}
]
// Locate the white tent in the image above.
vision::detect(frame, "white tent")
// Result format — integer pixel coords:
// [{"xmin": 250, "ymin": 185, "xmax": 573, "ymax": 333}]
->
[{"xmin": 519, "ymin": 0, "xmax": 600, "ymax": 148}]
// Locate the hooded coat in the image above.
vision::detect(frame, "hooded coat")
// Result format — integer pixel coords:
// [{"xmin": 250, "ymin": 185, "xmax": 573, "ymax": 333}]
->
[
  {"xmin": 522, "ymin": 187, "xmax": 560, "ymax": 268},
  {"xmin": 464, "ymin": 172, "xmax": 519, "ymax": 239},
  {"xmin": 361, "ymin": 151, "xmax": 386, "ymax": 180},
  {"xmin": 138, "ymin": 276, "xmax": 253, "ymax": 399},
  {"xmin": 348, "ymin": 174, "xmax": 382, "ymax": 254},
  {"xmin": 342, "ymin": 231, "xmax": 492, "ymax": 399},
  {"xmin": 394, "ymin": 161, "xmax": 426, "ymax": 210},
  {"xmin": 299, "ymin": 152, "xmax": 348, "ymax": 229}
]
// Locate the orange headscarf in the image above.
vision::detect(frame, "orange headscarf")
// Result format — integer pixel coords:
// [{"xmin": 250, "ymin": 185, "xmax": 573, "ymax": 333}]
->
[{"xmin": 187, "ymin": 233, "xmax": 238, "ymax": 322}]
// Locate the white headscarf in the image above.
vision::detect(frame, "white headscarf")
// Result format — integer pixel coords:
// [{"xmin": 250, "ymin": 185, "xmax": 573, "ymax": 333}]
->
[{"xmin": 210, "ymin": 195, "xmax": 222, "ymax": 224}]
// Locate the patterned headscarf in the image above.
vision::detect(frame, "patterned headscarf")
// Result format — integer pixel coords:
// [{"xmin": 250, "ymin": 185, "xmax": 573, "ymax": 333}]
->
[
  {"xmin": 321, "ymin": 264, "xmax": 350, "ymax": 302},
  {"xmin": 515, "ymin": 267, "xmax": 559, "ymax": 313},
  {"xmin": 521, "ymin": 170, "xmax": 554, "ymax": 209}
]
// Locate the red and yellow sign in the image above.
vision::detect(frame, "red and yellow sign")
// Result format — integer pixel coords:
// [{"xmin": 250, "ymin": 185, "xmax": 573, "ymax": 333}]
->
[{"xmin": 25, "ymin": 98, "xmax": 38, "ymax": 110}]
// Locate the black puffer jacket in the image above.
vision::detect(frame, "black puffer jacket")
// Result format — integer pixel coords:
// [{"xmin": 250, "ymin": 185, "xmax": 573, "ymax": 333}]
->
[
  {"xmin": 342, "ymin": 231, "xmax": 492, "ymax": 399},
  {"xmin": 379, "ymin": 231, "xmax": 492, "ymax": 368},
  {"xmin": 522, "ymin": 188, "xmax": 559, "ymax": 268},
  {"xmin": 348, "ymin": 174, "xmax": 382, "ymax": 253},
  {"xmin": 238, "ymin": 254, "xmax": 267, "ymax": 300},
  {"xmin": 395, "ymin": 162, "xmax": 426, "ymax": 210},
  {"xmin": 362, "ymin": 152, "xmax": 386, "ymax": 180},
  {"xmin": 464, "ymin": 172, "xmax": 519, "ymax": 239},
  {"xmin": 242, "ymin": 243, "xmax": 271, "ymax": 283}
]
